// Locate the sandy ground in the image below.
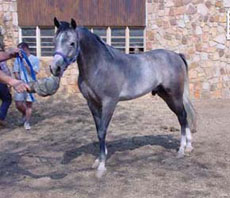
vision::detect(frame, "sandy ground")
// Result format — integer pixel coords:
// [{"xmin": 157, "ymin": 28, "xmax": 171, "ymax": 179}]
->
[{"xmin": 0, "ymin": 94, "xmax": 230, "ymax": 198}]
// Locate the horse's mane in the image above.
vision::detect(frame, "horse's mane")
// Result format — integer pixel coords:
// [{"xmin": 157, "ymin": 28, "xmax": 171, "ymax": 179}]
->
[{"xmin": 78, "ymin": 27, "xmax": 120, "ymax": 58}]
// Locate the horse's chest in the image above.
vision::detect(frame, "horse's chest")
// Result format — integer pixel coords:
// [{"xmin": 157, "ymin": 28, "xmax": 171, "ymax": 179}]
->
[{"xmin": 79, "ymin": 80, "xmax": 99, "ymax": 102}]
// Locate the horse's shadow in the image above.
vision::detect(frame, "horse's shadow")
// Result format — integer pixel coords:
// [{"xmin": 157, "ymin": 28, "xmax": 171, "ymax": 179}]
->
[
  {"xmin": 61, "ymin": 134, "xmax": 180, "ymax": 165},
  {"xmin": 0, "ymin": 134, "xmax": 179, "ymax": 184},
  {"xmin": 0, "ymin": 151, "xmax": 67, "ymax": 185}
]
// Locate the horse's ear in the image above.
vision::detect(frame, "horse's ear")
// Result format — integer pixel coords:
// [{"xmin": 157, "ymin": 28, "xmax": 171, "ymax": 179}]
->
[
  {"xmin": 54, "ymin": 17, "xmax": 60, "ymax": 28},
  {"xmin": 71, "ymin": 18, "xmax": 77, "ymax": 29}
]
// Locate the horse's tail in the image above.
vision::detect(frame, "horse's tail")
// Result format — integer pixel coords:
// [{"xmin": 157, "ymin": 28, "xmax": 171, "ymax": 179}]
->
[{"xmin": 179, "ymin": 53, "xmax": 197, "ymax": 133}]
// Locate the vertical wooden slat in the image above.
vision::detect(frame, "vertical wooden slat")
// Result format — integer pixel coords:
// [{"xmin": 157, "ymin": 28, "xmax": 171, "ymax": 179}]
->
[
  {"xmin": 107, "ymin": 27, "xmax": 111, "ymax": 45},
  {"xmin": 125, "ymin": 27, "xmax": 130, "ymax": 54},
  {"xmin": 18, "ymin": 27, "xmax": 22, "ymax": 42},
  {"xmin": 36, "ymin": 26, "xmax": 41, "ymax": 57}
]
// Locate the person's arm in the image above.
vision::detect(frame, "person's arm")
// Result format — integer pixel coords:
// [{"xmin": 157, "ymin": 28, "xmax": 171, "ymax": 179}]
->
[
  {"xmin": 0, "ymin": 70, "xmax": 30, "ymax": 92},
  {"xmin": 0, "ymin": 48, "xmax": 19, "ymax": 62}
]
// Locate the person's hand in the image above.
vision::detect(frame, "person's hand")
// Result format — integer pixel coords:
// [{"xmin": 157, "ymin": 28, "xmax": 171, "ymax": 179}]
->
[
  {"xmin": 7, "ymin": 48, "xmax": 20, "ymax": 58},
  {"xmin": 9, "ymin": 79, "xmax": 30, "ymax": 93}
]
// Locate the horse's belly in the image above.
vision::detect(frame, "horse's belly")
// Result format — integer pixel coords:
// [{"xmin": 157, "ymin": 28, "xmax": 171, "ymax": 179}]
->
[{"xmin": 119, "ymin": 79, "xmax": 157, "ymax": 101}]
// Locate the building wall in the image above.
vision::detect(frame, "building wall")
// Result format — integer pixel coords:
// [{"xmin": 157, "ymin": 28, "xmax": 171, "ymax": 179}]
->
[
  {"xmin": 0, "ymin": 0, "xmax": 18, "ymax": 47},
  {"xmin": 146, "ymin": 0, "xmax": 230, "ymax": 99},
  {"xmin": 1, "ymin": 0, "xmax": 230, "ymax": 99}
]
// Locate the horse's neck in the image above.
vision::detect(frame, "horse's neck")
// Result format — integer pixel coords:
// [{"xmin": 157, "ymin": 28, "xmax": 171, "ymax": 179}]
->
[{"xmin": 77, "ymin": 30, "xmax": 112, "ymax": 78}]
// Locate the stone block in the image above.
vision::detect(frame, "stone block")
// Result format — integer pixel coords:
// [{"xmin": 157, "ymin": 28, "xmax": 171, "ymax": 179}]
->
[
  {"xmin": 3, "ymin": 3, "xmax": 9, "ymax": 11},
  {"xmin": 195, "ymin": 44, "xmax": 202, "ymax": 52},
  {"xmin": 224, "ymin": 0, "xmax": 230, "ymax": 7},
  {"xmin": 214, "ymin": 34, "xmax": 226, "ymax": 44},
  {"xmin": 170, "ymin": 18, "xmax": 177, "ymax": 25},
  {"xmin": 195, "ymin": 26, "xmax": 202, "ymax": 34},
  {"xmin": 205, "ymin": 1, "xmax": 212, "ymax": 8},
  {"xmin": 174, "ymin": 0, "xmax": 183, "ymax": 7},
  {"xmin": 181, "ymin": 36, "xmax": 187, "ymax": 44},
  {"xmin": 218, "ymin": 49, "xmax": 225, "ymax": 57},
  {"xmin": 165, "ymin": 1, "xmax": 174, "ymax": 7},
  {"xmin": 169, "ymin": 8, "xmax": 175, "ymax": 16},
  {"xmin": 215, "ymin": 1, "xmax": 222, "ymax": 7},
  {"xmin": 186, "ymin": 5, "xmax": 197, "ymax": 15},
  {"xmin": 201, "ymin": 52, "xmax": 208, "ymax": 60},
  {"xmin": 147, "ymin": 31, "xmax": 155, "ymax": 41},
  {"xmin": 182, "ymin": 0, "xmax": 192, "ymax": 6},
  {"xmin": 197, "ymin": 4, "xmax": 208, "ymax": 16},
  {"xmin": 219, "ymin": 16, "xmax": 226, "ymax": 23},
  {"xmin": 174, "ymin": 7, "xmax": 184, "ymax": 15}
]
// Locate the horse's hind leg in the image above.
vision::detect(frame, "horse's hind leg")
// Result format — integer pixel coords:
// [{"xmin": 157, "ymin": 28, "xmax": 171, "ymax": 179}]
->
[{"xmin": 157, "ymin": 89, "xmax": 192, "ymax": 158}]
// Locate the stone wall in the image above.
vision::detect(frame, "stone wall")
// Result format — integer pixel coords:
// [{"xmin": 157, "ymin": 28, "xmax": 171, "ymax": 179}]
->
[
  {"xmin": 0, "ymin": 0, "xmax": 18, "ymax": 47},
  {"xmin": 146, "ymin": 0, "xmax": 230, "ymax": 99}
]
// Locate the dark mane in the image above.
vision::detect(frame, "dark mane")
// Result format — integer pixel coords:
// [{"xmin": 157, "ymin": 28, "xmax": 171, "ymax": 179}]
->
[{"xmin": 78, "ymin": 27, "xmax": 120, "ymax": 58}]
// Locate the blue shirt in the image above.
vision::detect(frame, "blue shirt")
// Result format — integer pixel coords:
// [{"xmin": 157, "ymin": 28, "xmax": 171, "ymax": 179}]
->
[{"xmin": 13, "ymin": 54, "xmax": 40, "ymax": 82}]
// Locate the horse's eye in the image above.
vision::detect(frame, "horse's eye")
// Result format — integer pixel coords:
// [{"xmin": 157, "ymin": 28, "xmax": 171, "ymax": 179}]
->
[{"xmin": 70, "ymin": 42, "xmax": 75, "ymax": 47}]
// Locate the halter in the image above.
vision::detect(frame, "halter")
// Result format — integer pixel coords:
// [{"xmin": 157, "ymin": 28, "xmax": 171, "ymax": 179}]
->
[{"xmin": 53, "ymin": 29, "xmax": 80, "ymax": 68}]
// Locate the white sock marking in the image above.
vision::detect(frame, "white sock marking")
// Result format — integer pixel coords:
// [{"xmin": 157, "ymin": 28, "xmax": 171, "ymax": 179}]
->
[
  {"xmin": 178, "ymin": 133, "xmax": 186, "ymax": 156},
  {"xmin": 186, "ymin": 127, "xmax": 192, "ymax": 148}
]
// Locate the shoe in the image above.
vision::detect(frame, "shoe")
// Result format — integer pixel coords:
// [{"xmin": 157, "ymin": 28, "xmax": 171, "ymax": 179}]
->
[
  {"xmin": 19, "ymin": 116, "xmax": 26, "ymax": 126},
  {"xmin": 24, "ymin": 121, "xmax": 31, "ymax": 130}
]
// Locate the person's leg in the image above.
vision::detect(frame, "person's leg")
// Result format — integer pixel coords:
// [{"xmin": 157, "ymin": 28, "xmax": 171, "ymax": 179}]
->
[
  {"xmin": 24, "ymin": 93, "xmax": 34, "ymax": 130},
  {"xmin": 15, "ymin": 101, "xmax": 26, "ymax": 116},
  {"xmin": 25, "ymin": 101, "xmax": 33, "ymax": 123},
  {"xmin": 0, "ymin": 83, "xmax": 12, "ymax": 123},
  {"xmin": 15, "ymin": 92, "xmax": 27, "ymax": 125}
]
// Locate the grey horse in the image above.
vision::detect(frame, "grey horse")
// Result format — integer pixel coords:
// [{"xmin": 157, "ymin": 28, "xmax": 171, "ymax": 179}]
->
[{"xmin": 49, "ymin": 18, "xmax": 196, "ymax": 177}]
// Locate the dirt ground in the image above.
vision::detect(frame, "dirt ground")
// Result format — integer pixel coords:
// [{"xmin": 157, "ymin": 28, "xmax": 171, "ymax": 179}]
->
[{"xmin": 0, "ymin": 94, "xmax": 229, "ymax": 198}]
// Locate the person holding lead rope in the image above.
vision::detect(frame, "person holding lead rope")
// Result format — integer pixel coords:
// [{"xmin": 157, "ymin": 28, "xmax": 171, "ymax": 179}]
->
[{"xmin": 13, "ymin": 42, "xmax": 40, "ymax": 130}]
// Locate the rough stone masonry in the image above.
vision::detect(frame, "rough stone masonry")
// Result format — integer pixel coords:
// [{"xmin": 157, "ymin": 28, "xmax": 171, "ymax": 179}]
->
[{"xmin": 146, "ymin": 0, "xmax": 230, "ymax": 99}]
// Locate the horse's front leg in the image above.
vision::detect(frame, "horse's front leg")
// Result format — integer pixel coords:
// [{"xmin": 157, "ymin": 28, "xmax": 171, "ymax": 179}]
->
[
  {"xmin": 87, "ymin": 100, "xmax": 103, "ymax": 169},
  {"xmin": 90, "ymin": 99, "xmax": 117, "ymax": 177}
]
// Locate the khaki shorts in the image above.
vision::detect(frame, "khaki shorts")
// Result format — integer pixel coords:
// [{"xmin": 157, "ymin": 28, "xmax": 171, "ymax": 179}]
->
[{"xmin": 14, "ymin": 92, "xmax": 35, "ymax": 102}]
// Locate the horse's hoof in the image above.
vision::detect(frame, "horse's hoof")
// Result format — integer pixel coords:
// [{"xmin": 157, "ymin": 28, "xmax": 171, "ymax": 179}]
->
[
  {"xmin": 185, "ymin": 146, "xmax": 194, "ymax": 153},
  {"xmin": 92, "ymin": 158, "xmax": 100, "ymax": 169},
  {"xmin": 96, "ymin": 169, "xmax": 107, "ymax": 178},
  {"xmin": 96, "ymin": 168, "xmax": 107, "ymax": 178},
  {"xmin": 96, "ymin": 161, "xmax": 106, "ymax": 178},
  {"xmin": 177, "ymin": 151, "xmax": 185, "ymax": 159}
]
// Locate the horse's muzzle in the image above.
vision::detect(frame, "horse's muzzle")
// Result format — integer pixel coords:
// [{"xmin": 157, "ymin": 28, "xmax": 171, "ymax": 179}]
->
[{"xmin": 28, "ymin": 75, "xmax": 60, "ymax": 97}]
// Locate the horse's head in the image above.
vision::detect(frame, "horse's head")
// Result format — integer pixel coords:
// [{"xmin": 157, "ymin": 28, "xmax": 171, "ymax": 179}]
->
[{"xmin": 50, "ymin": 17, "xmax": 80, "ymax": 77}]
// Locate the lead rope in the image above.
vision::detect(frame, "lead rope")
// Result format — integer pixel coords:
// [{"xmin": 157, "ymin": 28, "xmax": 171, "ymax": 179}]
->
[{"xmin": 16, "ymin": 50, "xmax": 36, "ymax": 102}]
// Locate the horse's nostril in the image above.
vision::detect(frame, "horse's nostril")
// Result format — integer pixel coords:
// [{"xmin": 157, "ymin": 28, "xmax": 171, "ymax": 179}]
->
[
  {"xmin": 50, "ymin": 65, "xmax": 61, "ymax": 76},
  {"xmin": 57, "ymin": 65, "xmax": 61, "ymax": 73},
  {"xmin": 49, "ymin": 65, "xmax": 52, "ymax": 74}
]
